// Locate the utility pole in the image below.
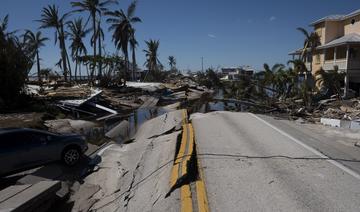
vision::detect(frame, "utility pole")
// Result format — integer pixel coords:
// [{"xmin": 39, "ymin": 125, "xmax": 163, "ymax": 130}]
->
[{"xmin": 201, "ymin": 57, "xmax": 204, "ymax": 72}]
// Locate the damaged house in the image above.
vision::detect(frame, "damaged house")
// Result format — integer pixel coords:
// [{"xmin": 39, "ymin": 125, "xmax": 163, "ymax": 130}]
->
[{"xmin": 290, "ymin": 9, "xmax": 360, "ymax": 97}]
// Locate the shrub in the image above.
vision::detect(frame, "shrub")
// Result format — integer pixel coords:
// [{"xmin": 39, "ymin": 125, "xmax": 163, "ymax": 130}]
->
[{"xmin": 0, "ymin": 15, "xmax": 32, "ymax": 107}]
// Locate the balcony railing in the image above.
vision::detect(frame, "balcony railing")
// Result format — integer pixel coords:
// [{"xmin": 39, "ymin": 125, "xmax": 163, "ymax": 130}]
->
[{"xmin": 323, "ymin": 60, "xmax": 347, "ymax": 71}]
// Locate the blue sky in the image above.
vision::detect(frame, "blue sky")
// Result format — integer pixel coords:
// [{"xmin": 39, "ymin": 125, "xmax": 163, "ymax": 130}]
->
[{"xmin": 2, "ymin": 0, "xmax": 360, "ymax": 74}]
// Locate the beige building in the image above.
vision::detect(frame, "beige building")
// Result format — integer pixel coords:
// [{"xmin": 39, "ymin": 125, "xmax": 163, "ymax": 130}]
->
[{"xmin": 291, "ymin": 9, "xmax": 360, "ymax": 95}]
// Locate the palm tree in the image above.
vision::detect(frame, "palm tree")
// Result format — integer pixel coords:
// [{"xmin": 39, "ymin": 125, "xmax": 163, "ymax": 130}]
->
[
  {"xmin": 144, "ymin": 39, "xmax": 161, "ymax": 80},
  {"xmin": 287, "ymin": 59, "xmax": 307, "ymax": 75},
  {"xmin": 67, "ymin": 18, "xmax": 90, "ymax": 81},
  {"xmin": 106, "ymin": 0, "xmax": 142, "ymax": 82},
  {"xmin": 96, "ymin": 20, "xmax": 105, "ymax": 78},
  {"xmin": 71, "ymin": 0, "xmax": 117, "ymax": 78},
  {"xmin": 23, "ymin": 30, "xmax": 49, "ymax": 82},
  {"xmin": 38, "ymin": 5, "xmax": 71, "ymax": 81},
  {"xmin": 129, "ymin": 28, "xmax": 138, "ymax": 80},
  {"xmin": 168, "ymin": 56, "xmax": 176, "ymax": 71},
  {"xmin": 297, "ymin": 27, "xmax": 321, "ymax": 76}
]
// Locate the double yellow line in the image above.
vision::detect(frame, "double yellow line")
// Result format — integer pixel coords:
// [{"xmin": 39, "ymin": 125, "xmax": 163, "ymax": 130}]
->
[{"xmin": 170, "ymin": 109, "xmax": 209, "ymax": 212}]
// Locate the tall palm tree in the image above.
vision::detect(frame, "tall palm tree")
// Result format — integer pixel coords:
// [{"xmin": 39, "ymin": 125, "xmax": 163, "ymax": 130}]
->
[
  {"xmin": 297, "ymin": 27, "xmax": 321, "ymax": 75},
  {"xmin": 129, "ymin": 28, "xmax": 138, "ymax": 80},
  {"xmin": 38, "ymin": 5, "xmax": 71, "ymax": 81},
  {"xmin": 67, "ymin": 18, "xmax": 90, "ymax": 81},
  {"xmin": 71, "ymin": 0, "xmax": 117, "ymax": 78},
  {"xmin": 106, "ymin": 0, "xmax": 142, "ymax": 82},
  {"xmin": 96, "ymin": 20, "xmax": 105, "ymax": 78},
  {"xmin": 287, "ymin": 59, "xmax": 307, "ymax": 75},
  {"xmin": 168, "ymin": 56, "xmax": 176, "ymax": 70},
  {"xmin": 144, "ymin": 39, "xmax": 161, "ymax": 80},
  {"xmin": 23, "ymin": 30, "xmax": 49, "ymax": 82}
]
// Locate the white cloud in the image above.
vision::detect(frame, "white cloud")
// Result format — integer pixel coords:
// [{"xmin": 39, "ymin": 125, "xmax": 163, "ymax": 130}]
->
[
  {"xmin": 207, "ymin": 34, "xmax": 216, "ymax": 38},
  {"xmin": 269, "ymin": 16, "xmax": 277, "ymax": 21}
]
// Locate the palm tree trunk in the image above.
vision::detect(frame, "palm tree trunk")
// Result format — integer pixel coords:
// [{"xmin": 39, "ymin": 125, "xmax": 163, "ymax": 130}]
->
[
  {"xmin": 59, "ymin": 26, "xmax": 68, "ymax": 82},
  {"xmin": 98, "ymin": 22, "xmax": 102, "ymax": 78},
  {"xmin": 79, "ymin": 61, "xmax": 82, "ymax": 80},
  {"xmin": 36, "ymin": 50, "xmax": 41, "ymax": 83},
  {"xmin": 92, "ymin": 14, "xmax": 97, "ymax": 79},
  {"xmin": 74, "ymin": 50, "xmax": 79, "ymax": 81},
  {"xmin": 65, "ymin": 48, "xmax": 72, "ymax": 81},
  {"xmin": 132, "ymin": 47, "xmax": 136, "ymax": 81},
  {"xmin": 60, "ymin": 40, "xmax": 68, "ymax": 81}
]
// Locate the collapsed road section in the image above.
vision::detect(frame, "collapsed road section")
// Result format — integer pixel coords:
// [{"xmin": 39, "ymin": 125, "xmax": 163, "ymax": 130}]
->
[{"xmin": 66, "ymin": 109, "xmax": 210, "ymax": 212}]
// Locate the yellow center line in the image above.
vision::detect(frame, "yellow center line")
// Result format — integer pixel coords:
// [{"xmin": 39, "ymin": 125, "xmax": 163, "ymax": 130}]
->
[
  {"xmin": 170, "ymin": 110, "xmax": 208, "ymax": 212},
  {"xmin": 196, "ymin": 158, "xmax": 210, "ymax": 212},
  {"xmin": 193, "ymin": 124, "xmax": 210, "ymax": 212},
  {"xmin": 181, "ymin": 185, "xmax": 193, "ymax": 212},
  {"xmin": 171, "ymin": 124, "xmax": 188, "ymax": 187},
  {"xmin": 171, "ymin": 110, "xmax": 189, "ymax": 187}
]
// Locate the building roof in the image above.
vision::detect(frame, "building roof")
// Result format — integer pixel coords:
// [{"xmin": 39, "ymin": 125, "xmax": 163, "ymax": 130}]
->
[
  {"xmin": 317, "ymin": 33, "xmax": 360, "ymax": 49},
  {"xmin": 345, "ymin": 9, "xmax": 360, "ymax": 19},
  {"xmin": 310, "ymin": 9, "xmax": 360, "ymax": 26},
  {"xmin": 310, "ymin": 15, "xmax": 344, "ymax": 26}
]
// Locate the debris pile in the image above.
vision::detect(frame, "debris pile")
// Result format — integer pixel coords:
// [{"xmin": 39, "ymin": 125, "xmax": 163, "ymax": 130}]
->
[{"xmin": 284, "ymin": 98, "xmax": 360, "ymax": 123}]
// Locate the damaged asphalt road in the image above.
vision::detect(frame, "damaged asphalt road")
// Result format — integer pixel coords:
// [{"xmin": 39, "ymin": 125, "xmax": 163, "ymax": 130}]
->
[
  {"xmin": 68, "ymin": 109, "xmax": 360, "ymax": 212},
  {"xmin": 71, "ymin": 110, "xmax": 185, "ymax": 212}
]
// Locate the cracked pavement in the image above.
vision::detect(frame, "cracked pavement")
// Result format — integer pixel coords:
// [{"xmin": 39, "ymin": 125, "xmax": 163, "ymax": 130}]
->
[{"xmin": 71, "ymin": 110, "xmax": 184, "ymax": 212}]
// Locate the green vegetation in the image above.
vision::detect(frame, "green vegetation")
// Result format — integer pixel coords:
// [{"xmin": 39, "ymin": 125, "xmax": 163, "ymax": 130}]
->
[
  {"xmin": 106, "ymin": 0, "xmax": 142, "ymax": 83},
  {"xmin": 23, "ymin": 30, "xmax": 49, "ymax": 82},
  {"xmin": 0, "ymin": 15, "xmax": 31, "ymax": 107},
  {"xmin": 67, "ymin": 18, "xmax": 90, "ymax": 81},
  {"xmin": 297, "ymin": 27, "xmax": 321, "ymax": 74},
  {"xmin": 143, "ymin": 39, "xmax": 162, "ymax": 81},
  {"xmin": 196, "ymin": 68, "xmax": 222, "ymax": 89},
  {"xmin": 38, "ymin": 5, "xmax": 72, "ymax": 81}
]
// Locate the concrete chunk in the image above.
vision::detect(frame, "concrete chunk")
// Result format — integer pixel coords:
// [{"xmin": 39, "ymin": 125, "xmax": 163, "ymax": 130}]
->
[{"xmin": 0, "ymin": 181, "xmax": 61, "ymax": 212}]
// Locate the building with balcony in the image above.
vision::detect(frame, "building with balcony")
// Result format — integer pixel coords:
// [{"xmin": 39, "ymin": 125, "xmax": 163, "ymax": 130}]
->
[
  {"xmin": 290, "ymin": 9, "xmax": 360, "ymax": 96},
  {"xmin": 220, "ymin": 66, "xmax": 254, "ymax": 81}
]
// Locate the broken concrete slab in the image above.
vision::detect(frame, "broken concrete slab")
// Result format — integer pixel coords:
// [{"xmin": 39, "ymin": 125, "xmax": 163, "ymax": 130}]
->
[
  {"xmin": 105, "ymin": 120, "xmax": 130, "ymax": 141},
  {"xmin": 70, "ymin": 183, "xmax": 101, "ymax": 212},
  {"xmin": 85, "ymin": 131, "xmax": 181, "ymax": 212},
  {"xmin": 0, "ymin": 181, "xmax": 61, "ymax": 212},
  {"xmin": 134, "ymin": 110, "xmax": 184, "ymax": 141},
  {"xmin": 162, "ymin": 102, "xmax": 181, "ymax": 112}
]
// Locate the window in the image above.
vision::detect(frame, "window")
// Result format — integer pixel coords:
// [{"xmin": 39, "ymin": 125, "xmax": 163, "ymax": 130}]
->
[
  {"xmin": 351, "ymin": 19, "xmax": 356, "ymax": 25},
  {"xmin": 26, "ymin": 132, "xmax": 48, "ymax": 146}
]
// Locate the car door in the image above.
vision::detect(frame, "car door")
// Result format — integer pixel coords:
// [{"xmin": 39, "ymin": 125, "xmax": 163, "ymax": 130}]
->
[
  {"xmin": 0, "ymin": 133, "xmax": 27, "ymax": 175},
  {"xmin": 22, "ymin": 131, "xmax": 50, "ymax": 166}
]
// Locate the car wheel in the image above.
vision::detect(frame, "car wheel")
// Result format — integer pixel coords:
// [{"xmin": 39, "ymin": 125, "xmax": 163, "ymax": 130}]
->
[{"xmin": 62, "ymin": 147, "xmax": 81, "ymax": 166}]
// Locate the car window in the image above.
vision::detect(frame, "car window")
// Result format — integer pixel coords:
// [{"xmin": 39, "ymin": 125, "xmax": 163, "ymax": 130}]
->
[
  {"xmin": 26, "ymin": 132, "xmax": 48, "ymax": 146},
  {"xmin": 0, "ymin": 132, "xmax": 26, "ymax": 149}
]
